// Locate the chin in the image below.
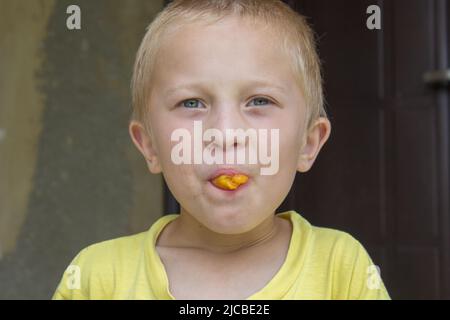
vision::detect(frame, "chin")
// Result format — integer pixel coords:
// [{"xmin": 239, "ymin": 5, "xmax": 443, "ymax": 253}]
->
[{"xmin": 197, "ymin": 207, "xmax": 258, "ymax": 234}]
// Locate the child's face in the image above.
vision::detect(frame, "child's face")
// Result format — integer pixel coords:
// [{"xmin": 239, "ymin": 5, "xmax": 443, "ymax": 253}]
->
[{"xmin": 130, "ymin": 16, "xmax": 330, "ymax": 234}]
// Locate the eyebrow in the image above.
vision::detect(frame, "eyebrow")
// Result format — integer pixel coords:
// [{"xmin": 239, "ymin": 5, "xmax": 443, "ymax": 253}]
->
[{"xmin": 164, "ymin": 79, "xmax": 287, "ymax": 97}]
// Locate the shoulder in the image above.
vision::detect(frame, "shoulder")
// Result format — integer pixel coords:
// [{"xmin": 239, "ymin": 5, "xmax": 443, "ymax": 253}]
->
[
  {"xmin": 289, "ymin": 211, "xmax": 360, "ymax": 255},
  {"xmin": 52, "ymin": 231, "xmax": 148, "ymax": 300},
  {"xmin": 311, "ymin": 224, "xmax": 364, "ymax": 258},
  {"xmin": 52, "ymin": 214, "xmax": 179, "ymax": 300},
  {"xmin": 83, "ymin": 231, "xmax": 148, "ymax": 262},
  {"xmin": 311, "ymin": 228, "xmax": 391, "ymax": 300},
  {"xmin": 289, "ymin": 211, "xmax": 391, "ymax": 299}
]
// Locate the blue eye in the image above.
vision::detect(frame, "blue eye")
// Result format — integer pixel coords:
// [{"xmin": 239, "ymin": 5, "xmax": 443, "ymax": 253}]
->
[
  {"xmin": 248, "ymin": 97, "xmax": 273, "ymax": 107},
  {"xmin": 178, "ymin": 97, "xmax": 273, "ymax": 109},
  {"xmin": 180, "ymin": 98, "xmax": 204, "ymax": 109}
]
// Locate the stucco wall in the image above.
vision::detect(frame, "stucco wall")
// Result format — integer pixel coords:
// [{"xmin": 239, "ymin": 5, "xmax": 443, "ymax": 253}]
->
[{"xmin": 0, "ymin": 0, "xmax": 164, "ymax": 299}]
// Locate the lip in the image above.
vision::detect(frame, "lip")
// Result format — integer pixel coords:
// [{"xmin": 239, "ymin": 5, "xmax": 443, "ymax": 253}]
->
[{"xmin": 207, "ymin": 168, "xmax": 250, "ymax": 181}]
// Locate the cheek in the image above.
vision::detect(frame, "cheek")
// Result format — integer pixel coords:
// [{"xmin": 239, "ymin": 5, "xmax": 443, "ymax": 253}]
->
[
  {"xmin": 151, "ymin": 121, "xmax": 185, "ymax": 165},
  {"xmin": 278, "ymin": 121, "xmax": 304, "ymax": 170},
  {"xmin": 163, "ymin": 164, "xmax": 203, "ymax": 203},
  {"xmin": 254, "ymin": 169, "xmax": 295, "ymax": 213}
]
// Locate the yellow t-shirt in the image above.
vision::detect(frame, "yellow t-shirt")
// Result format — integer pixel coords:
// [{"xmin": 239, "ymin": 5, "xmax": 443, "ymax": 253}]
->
[{"xmin": 52, "ymin": 210, "xmax": 391, "ymax": 300}]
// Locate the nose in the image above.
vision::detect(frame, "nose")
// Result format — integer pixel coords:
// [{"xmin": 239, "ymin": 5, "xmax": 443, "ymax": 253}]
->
[{"xmin": 203, "ymin": 102, "xmax": 249, "ymax": 155}]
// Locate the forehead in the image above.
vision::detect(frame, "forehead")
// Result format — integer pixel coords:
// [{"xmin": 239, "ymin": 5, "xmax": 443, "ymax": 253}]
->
[{"xmin": 151, "ymin": 16, "xmax": 297, "ymax": 92}]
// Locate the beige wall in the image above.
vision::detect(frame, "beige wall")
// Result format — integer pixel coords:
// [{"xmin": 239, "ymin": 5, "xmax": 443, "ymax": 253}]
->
[{"xmin": 0, "ymin": 0, "xmax": 164, "ymax": 299}]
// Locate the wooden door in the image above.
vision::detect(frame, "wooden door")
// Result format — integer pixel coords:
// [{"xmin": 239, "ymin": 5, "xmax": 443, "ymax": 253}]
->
[{"xmin": 279, "ymin": 0, "xmax": 450, "ymax": 299}]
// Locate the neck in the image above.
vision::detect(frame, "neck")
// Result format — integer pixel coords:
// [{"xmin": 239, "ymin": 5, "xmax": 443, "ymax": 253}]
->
[{"xmin": 163, "ymin": 208, "xmax": 281, "ymax": 254}]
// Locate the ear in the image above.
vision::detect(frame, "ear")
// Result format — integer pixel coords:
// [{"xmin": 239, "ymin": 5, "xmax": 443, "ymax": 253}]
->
[
  {"xmin": 297, "ymin": 117, "xmax": 331, "ymax": 173},
  {"xmin": 129, "ymin": 120, "xmax": 162, "ymax": 174}
]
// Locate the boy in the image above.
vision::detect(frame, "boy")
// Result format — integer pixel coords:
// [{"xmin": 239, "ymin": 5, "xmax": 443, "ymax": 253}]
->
[{"xmin": 53, "ymin": 0, "xmax": 391, "ymax": 299}]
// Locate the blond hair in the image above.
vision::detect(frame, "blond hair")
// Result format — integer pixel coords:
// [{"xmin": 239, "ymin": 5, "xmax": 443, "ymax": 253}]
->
[{"xmin": 131, "ymin": 0, "xmax": 326, "ymax": 131}]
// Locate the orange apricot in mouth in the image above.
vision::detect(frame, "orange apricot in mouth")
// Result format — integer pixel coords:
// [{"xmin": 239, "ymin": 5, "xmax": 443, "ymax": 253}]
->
[{"xmin": 212, "ymin": 174, "xmax": 249, "ymax": 190}]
